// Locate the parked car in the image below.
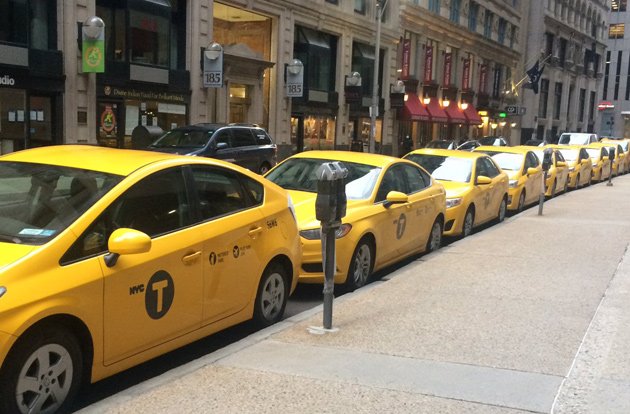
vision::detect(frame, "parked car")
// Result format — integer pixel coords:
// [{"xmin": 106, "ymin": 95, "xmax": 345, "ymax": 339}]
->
[
  {"xmin": 425, "ymin": 139, "xmax": 463, "ymax": 150},
  {"xmin": 265, "ymin": 151, "xmax": 446, "ymax": 291},
  {"xmin": 600, "ymin": 138, "xmax": 630, "ymax": 174},
  {"xmin": 517, "ymin": 146, "xmax": 570, "ymax": 196},
  {"xmin": 584, "ymin": 144, "xmax": 612, "ymax": 182},
  {"xmin": 148, "ymin": 123, "xmax": 278, "ymax": 174},
  {"xmin": 524, "ymin": 139, "xmax": 548, "ymax": 147},
  {"xmin": 457, "ymin": 140, "xmax": 482, "ymax": 151},
  {"xmin": 0, "ymin": 145, "xmax": 300, "ymax": 413},
  {"xmin": 548, "ymin": 145, "xmax": 594, "ymax": 189},
  {"xmin": 474, "ymin": 146, "xmax": 543, "ymax": 212},
  {"xmin": 404, "ymin": 148, "xmax": 509, "ymax": 238},
  {"xmin": 589, "ymin": 141, "xmax": 626, "ymax": 175},
  {"xmin": 478, "ymin": 136, "xmax": 508, "ymax": 146},
  {"xmin": 557, "ymin": 132, "xmax": 598, "ymax": 146}
]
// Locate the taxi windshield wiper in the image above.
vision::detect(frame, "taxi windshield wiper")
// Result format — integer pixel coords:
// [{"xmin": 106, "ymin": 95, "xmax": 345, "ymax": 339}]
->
[{"xmin": 0, "ymin": 234, "xmax": 23, "ymax": 244}]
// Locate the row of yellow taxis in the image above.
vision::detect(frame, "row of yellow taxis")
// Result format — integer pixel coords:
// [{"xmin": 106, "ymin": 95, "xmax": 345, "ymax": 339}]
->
[{"xmin": 0, "ymin": 138, "xmax": 628, "ymax": 413}]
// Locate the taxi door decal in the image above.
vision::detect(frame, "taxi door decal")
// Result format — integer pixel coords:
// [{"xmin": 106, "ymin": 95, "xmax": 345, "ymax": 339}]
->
[
  {"xmin": 396, "ymin": 213, "xmax": 407, "ymax": 240},
  {"xmin": 145, "ymin": 270, "xmax": 175, "ymax": 320}
]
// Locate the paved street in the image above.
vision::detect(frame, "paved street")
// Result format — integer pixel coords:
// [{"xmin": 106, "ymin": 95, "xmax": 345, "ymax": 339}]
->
[{"xmin": 80, "ymin": 175, "xmax": 630, "ymax": 414}]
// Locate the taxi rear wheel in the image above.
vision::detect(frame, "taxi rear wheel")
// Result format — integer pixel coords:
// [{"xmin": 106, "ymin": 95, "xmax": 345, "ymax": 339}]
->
[
  {"xmin": 0, "ymin": 326, "xmax": 83, "ymax": 414},
  {"xmin": 426, "ymin": 219, "xmax": 443, "ymax": 252},
  {"xmin": 563, "ymin": 178, "xmax": 569, "ymax": 194},
  {"xmin": 253, "ymin": 262, "xmax": 289, "ymax": 327},
  {"xmin": 346, "ymin": 239, "xmax": 374, "ymax": 291},
  {"xmin": 517, "ymin": 191, "xmax": 526, "ymax": 212},
  {"xmin": 462, "ymin": 207, "xmax": 474, "ymax": 237},
  {"xmin": 497, "ymin": 197, "xmax": 507, "ymax": 223}
]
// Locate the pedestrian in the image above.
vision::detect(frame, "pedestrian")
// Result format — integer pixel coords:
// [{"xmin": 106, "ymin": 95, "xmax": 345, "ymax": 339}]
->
[{"xmin": 401, "ymin": 135, "xmax": 413, "ymax": 156}]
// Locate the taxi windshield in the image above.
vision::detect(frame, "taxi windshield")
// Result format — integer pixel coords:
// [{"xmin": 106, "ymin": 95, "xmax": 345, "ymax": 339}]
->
[
  {"xmin": 585, "ymin": 148, "xmax": 601, "ymax": 160},
  {"xmin": 485, "ymin": 152, "xmax": 523, "ymax": 171},
  {"xmin": 558, "ymin": 149, "xmax": 578, "ymax": 162},
  {"xmin": 266, "ymin": 158, "xmax": 381, "ymax": 200},
  {"xmin": 405, "ymin": 154, "xmax": 472, "ymax": 183},
  {"xmin": 0, "ymin": 162, "xmax": 123, "ymax": 245}
]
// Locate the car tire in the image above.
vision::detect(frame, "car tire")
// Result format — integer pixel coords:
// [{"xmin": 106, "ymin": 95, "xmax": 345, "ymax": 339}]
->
[
  {"xmin": 575, "ymin": 174, "xmax": 580, "ymax": 189},
  {"xmin": 517, "ymin": 191, "xmax": 526, "ymax": 212},
  {"xmin": 564, "ymin": 177, "xmax": 569, "ymax": 194},
  {"xmin": 497, "ymin": 196, "xmax": 507, "ymax": 223},
  {"xmin": 345, "ymin": 238, "xmax": 374, "ymax": 292},
  {"xmin": 258, "ymin": 162, "xmax": 272, "ymax": 175},
  {"xmin": 462, "ymin": 206, "xmax": 474, "ymax": 237},
  {"xmin": 0, "ymin": 326, "xmax": 83, "ymax": 414},
  {"xmin": 253, "ymin": 262, "xmax": 289, "ymax": 327},
  {"xmin": 426, "ymin": 218, "xmax": 442, "ymax": 252},
  {"xmin": 550, "ymin": 179, "xmax": 557, "ymax": 198}
]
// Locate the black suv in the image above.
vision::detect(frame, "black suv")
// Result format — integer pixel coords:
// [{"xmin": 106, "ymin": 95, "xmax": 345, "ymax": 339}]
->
[{"xmin": 148, "ymin": 123, "xmax": 277, "ymax": 174}]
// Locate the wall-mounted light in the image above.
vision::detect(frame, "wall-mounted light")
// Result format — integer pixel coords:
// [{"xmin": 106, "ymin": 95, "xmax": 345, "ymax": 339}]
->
[
  {"xmin": 83, "ymin": 16, "xmax": 105, "ymax": 40},
  {"xmin": 404, "ymin": 94, "xmax": 409, "ymax": 102},
  {"xmin": 491, "ymin": 123, "xmax": 498, "ymax": 129},
  {"xmin": 477, "ymin": 124, "xmax": 484, "ymax": 129},
  {"xmin": 460, "ymin": 102, "xmax": 469, "ymax": 110},
  {"xmin": 423, "ymin": 96, "xmax": 431, "ymax": 105},
  {"xmin": 346, "ymin": 71, "xmax": 362, "ymax": 87},
  {"xmin": 391, "ymin": 80, "xmax": 405, "ymax": 94},
  {"xmin": 511, "ymin": 122, "xmax": 517, "ymax": 128},
  {"xmin": 499, "ymin": 121, "xmax": 507, "ymax": 127},
  {"xmin": 287, "ymin": 58, "xmax": 303, "ymax": 75},
  {"xmin": 442, "ymin": 99, "xmax": 450, "ymax": 108}
]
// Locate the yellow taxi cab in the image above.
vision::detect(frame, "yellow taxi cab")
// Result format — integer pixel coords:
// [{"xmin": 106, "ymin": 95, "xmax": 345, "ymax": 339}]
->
[
  {"xmin": 403, "ymin": 148, "xmax": 508, "ymax": 238},
  {"xmin": 585, "ymin": 144, "xmax": 612, "ymax": 182},
  {"xmin": 265, "ymin": 151, "xmax": 446, "ymax": 291},
  {"xmin": 600, "ymin": 138, "xmax": 630, "ymax": 174},
  {"xmin": 473, "ymin": 146, "xmax": 543, "ymax": 212},
  {"xmin": 516, "ymin": 146, "xmax": 570, "ymax": 197},
  {"xmin": 589, "ymin": 141, "xmax": 625, "ymax": 176},
  {"xmin": 0, "ymin": 145, "xmax": 301, "ymax": 413},
  {"xmin": 548, "ymin": 145, "xmax": 593, "ymax": 189}
]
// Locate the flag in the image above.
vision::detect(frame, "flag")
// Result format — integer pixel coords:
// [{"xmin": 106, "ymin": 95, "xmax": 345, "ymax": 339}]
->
[{"xmin": 526, "ymin": 60, "xmax": 545, "ymax": 94}]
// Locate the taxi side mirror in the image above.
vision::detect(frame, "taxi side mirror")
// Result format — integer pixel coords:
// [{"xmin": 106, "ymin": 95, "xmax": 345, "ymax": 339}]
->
[
  {"xmin": 476, "ymin": 175, "xmax": 492, "ymax": 185},
  {"xmin": 104, "ymin": 228, "xmax": 152, "ymax": 267},
  {"xmin": 527, "ymin": 167, "xmax": 539, "ymax": 175},
  {"xmin": 384, "ymin": 191, "xmax": 408, "ymax": 208},
  {"xmin": 557, "ymin": 161, "xmax": 567, "ymax": 167},
  {"xmin": 580, "ymin": 159, "xmax": 589, "ymax": 165}
]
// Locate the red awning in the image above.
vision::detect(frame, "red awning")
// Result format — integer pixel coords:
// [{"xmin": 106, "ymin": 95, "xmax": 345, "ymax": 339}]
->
[
  {"xmin": 425, "ymin": 98, "xmax": 449, "ymax": 123},
  {"xmin": 401, "ymin": 93, "xmax": 430, "ymax": 121},
  {"xmin": 444, "ymin": 104, "xmax": 467, "ymax": 124},
  {"xmin": 463, "ymin": 104, "xmax": 483, "ymax": 125}
]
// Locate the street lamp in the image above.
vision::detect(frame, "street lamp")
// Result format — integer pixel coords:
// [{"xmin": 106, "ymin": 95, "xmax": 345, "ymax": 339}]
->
[
  {"xmin": 287, "ymin": 58, "xmax": 303, "ymax": 75},
  {"xmin": 369, "ymin": 0, "xmax": 389, "ymax": 154}
]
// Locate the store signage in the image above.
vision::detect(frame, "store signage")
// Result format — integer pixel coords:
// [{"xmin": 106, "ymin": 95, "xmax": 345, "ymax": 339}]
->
[
  {"xmin": 505, "ymin": 105, "xmax": 526, "ymax": 116},
  {"xmin": 443, "ymin": 53, "xmax": 452, "ymax": 86},
  {"xmin": 424, "ymin": 46, "xmax": 433, "ymax": 83},
  {"xmin": 401, "ymin": 39, "xmax": 411, "ymax": 79},
  {"xmin": 462, "ymin": 59, "xmax": 470, "ymax": 90},
  {"xmin": 492, "ymin": 66, "xmax": 502, "ymax": 98},
  {"xmin": 479, "ymin": 64, "xmax": 488, "ymax": 94},
  {"xmin": 598, "ymin": 101, "xmax": 615, "ymax": 110},
  {"xmin": 103, "ymin": 86, "xmax": 188, "ymax": 103},
  {"xmin": 0, "ymin": 75, "xmax": 15, "ymax": 85}
]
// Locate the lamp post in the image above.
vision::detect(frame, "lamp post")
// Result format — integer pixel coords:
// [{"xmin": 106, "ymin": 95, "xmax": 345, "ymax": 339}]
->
[{"xmin": 369, "ymin": 0, "xmax": 388, "ymax": 154}]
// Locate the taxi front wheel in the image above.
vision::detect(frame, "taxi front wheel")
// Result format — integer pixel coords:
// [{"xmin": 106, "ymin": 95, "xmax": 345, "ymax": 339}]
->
[
  {"xmin": 253, "ymin": 262, "xmax": 289, "ymax": 327},
  {"xmin": 345, "ymin": 239, "xmax": 374, "ymax": 292},
  {"xmin": 0, "ymin": 326, "xmax": 83, "ymax": 414}
]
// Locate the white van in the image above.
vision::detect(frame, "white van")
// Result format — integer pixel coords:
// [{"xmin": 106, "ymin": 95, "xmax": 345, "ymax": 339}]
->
[{"xmin": 558, "ymin": 132, "xmax": 598, "ymax": 145}]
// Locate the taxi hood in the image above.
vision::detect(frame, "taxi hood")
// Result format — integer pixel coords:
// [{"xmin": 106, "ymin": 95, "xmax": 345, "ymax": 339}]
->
[
  {"xmin": 0, "ymin": 243, "xmax": 38, "ymax": 271},
  {"xmin": 439, "ymin": 181, "xmax": 471, "ymax": 198},
  {"xmin": 287, "ymin": 189, "xmax": 362, "ymax": 230}
]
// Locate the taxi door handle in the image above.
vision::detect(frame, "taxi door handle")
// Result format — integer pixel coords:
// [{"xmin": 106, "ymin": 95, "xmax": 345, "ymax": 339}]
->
[
  {"xmin": 248, "ymin": 226, "xmax": 263, "ymax": 238},
  {"xmin": 182, "ymin": 251, "xmax": 202, "ymax": 264}
]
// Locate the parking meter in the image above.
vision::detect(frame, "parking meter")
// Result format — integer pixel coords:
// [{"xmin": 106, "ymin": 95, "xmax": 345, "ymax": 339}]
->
[
  {"xmin": 315, "ymin": 162, "xmax": 348, "ymax": 330},
  {"xmin": 538, "ymin": 148, "xmax": 553, "ymax": 216},
  {"xmin": 608, "ymin": 147, "xmax": 616, "ymax": 186}
]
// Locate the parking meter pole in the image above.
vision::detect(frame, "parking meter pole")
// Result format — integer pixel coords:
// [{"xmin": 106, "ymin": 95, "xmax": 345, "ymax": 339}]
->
[
  {"xmin": 538, "ymin": 171, "xmax": 546, "ymax": 216},
  {"xmin": 607, "ymin": 163, "xmax": 614, "ymax": 187},
  {"xmin": 322, "ymin": 222, "xmax": 336, "ymax": 330}
]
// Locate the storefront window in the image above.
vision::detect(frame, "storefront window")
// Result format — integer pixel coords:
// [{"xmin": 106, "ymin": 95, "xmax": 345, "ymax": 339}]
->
[
  {"xmin": 0, "ymin": 89, "xmax": 27, "ymax": 153},
  {"xmin": 130, "ymin": 10, "xmax": 169, "ymax": 66},
  {"xmin": 304, "ymin": 116, "xmax": 336, "ymax": 151},
  {"xmin": 28, "ymin": 96, "xmax": 52, "ymax": 145}
]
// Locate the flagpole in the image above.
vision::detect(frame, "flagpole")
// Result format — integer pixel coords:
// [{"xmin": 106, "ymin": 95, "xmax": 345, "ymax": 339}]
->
[{"xmin": 513, "ymin": 53, "xmax": 552, "ymax": 91}]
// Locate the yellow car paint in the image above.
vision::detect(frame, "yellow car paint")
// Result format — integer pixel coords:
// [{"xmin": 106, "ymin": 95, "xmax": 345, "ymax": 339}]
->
[{"xmin": 548, "ymin": 145, "xmax": 593, "ymax": 189}]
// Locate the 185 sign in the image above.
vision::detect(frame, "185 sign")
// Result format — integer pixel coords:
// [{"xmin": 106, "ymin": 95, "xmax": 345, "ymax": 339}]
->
[
  {"xmin": 204, "ymin": 71, "xmax": 222, "ymax": 88},
  {"xmin": 286, "ymin": 83, "xmax": 303, "ymax": 97}
]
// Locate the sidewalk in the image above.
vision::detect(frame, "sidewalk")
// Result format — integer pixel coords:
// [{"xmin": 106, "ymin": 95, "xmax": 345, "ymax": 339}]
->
[{"xmin": 81, "ymin": 175, "xmax": 630, "ymax": 414}]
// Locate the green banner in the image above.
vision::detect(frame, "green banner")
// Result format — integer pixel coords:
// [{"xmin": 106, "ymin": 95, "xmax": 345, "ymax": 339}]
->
[{"xmin": 83, "ymin": 39, "xmax": 105, "ymax": 73}]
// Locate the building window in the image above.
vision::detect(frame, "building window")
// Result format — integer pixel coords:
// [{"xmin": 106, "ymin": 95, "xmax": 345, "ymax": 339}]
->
[
  {"xmin": 0, "ymin": 0, "xmax": 56, "ymax": 49},
  {"xmin": 559, "ymin": 38, "xmax": 567, "ymax": 67},
  {"xmin": 129, "ymin": 10, "xmax": 169, "ymax": 67},
  {"xmin": 325, "ymin": 0, "xmax": 338, "ymax": 3},
  {"xmin": 294, "ymin": 26, "xmax": 337, "ymax": 92},
  {"xmin": 625, "ymin": 58, "xmax": 630, "ymax": 100},
  {"xmin": 612, "ymin": 0, "xmax": 627, "ymax": 12},
  {"xmin": 609, "ymin": 23, "xmax": 625, "ymax": 39},
  {"xmin": 354, "ymin": 0, "xmax": 366, "ymax": 14},
  {"xmin": 603, "ymin": 50, "xmax": 611, "ymax": 100},
  {"xmin": 553, "ymin": 82, "xmax": 563, "ymax": 120},
  {"xmin": 468, "ymin": 2, "xmax": 479, "ymax": 31},
  {"xmin": 615, "ymin": 51, "xmax": 623, "ymax": 100},
  {"xmin": 510, "ymin": 26, "xmax": 516, "ymax": 48},
  {"xmin": 484, "ymin": 11, "xmax": 493, "ymax": 39},
  {"xmin": 352, "ymin": 42, "xmax": 383, "ymax": 97},
  {"xmin": 539, "ymin": 79, "xmax": 549, "ymax": 119},
  {"xmin": 429, "ymin": 0, "xmax": 440, "ymax": 13},
  {"xmin": 497, "ymin": 19, "xmax": 507, "ymax": 44},
  {"xmin": 589, "ymin": 91, "xmax": 596, "ymax": 122},
  {"xmin": 545, "ymin": 33, "xmax": 554, "ymax": 58},
  {"xmin": 579, "ymin": 88, "xmax": 586, "ymax": 121},
  {"xmin": 450, "ymin": 0, "xmax": 461, "ymax": 23}
]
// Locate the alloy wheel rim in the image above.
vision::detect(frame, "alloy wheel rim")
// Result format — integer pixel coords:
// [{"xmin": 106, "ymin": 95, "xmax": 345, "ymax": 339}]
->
[
  {"xmin": 464, "ymin": 212, "xmax": 473, "ymax": 236},
  {"xmin": 430, "ymin": 223, "xmax": 442, "ymax": 250},
  {"xmin": 353, "ymin": 244, "xmax": 371, "ymax": 286},
  {"xmin": 16, "ymin": 343, "xmax": 73, "ymax": 414},
  {"xmin": 261, "ymin": 272, "xmax": 285, "ymax": 320},
  {"xmin": 499, "ymin": 200, "xmax": 506, "ymax": 221}
]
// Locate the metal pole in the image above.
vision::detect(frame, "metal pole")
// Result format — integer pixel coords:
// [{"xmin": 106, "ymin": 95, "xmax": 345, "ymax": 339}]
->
[
  {"xmin": 538, "ymin": 171, "xmax": 547, "ymax": 216},
  {"xmin": 322, "ymin": 222, "xmax": 336, "ymax": 329},
  {"xmin": 607, "ymin": 162, "xmax": 614, "ymax": 186},
  {"xmin": 369, "ymin": 1, "xmax": 386, "ymax": 154}
]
